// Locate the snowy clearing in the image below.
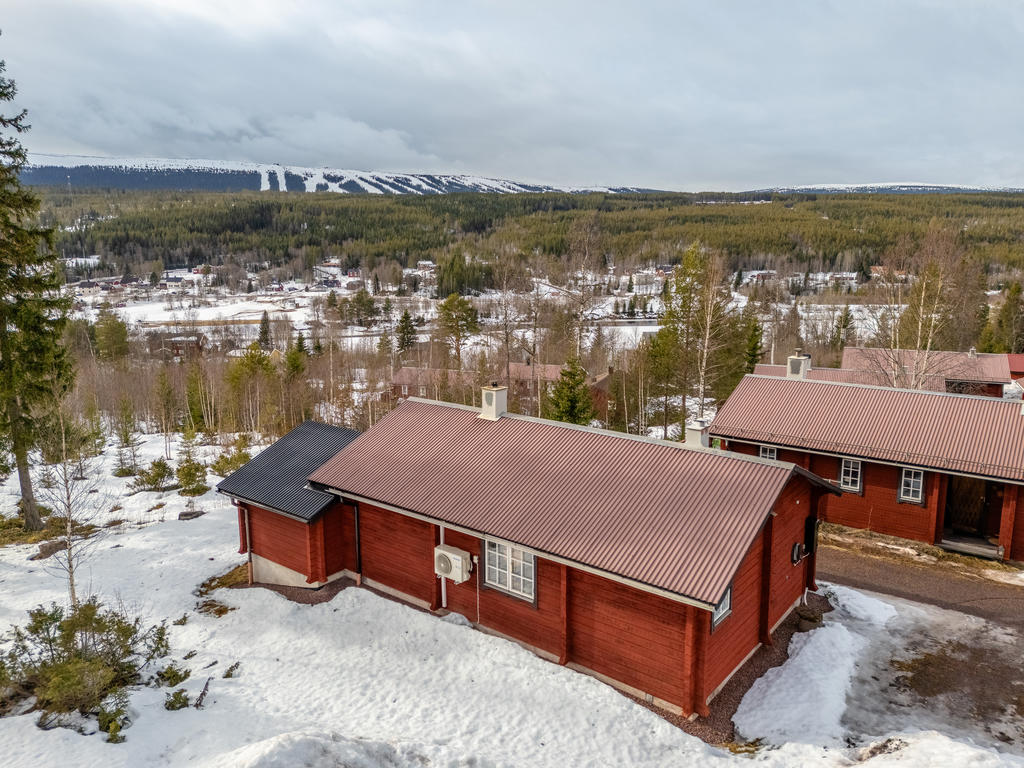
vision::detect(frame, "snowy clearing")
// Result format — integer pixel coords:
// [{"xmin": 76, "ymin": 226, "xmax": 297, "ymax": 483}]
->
[{"xmin": 1, "ymin": 438, "xmax": 1022, "ymax": 767}]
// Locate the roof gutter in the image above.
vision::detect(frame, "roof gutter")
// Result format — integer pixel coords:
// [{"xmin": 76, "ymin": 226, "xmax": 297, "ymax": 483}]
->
[
  {"xmin": 215, "ymin": 488, "xmax": 320, "ymax": 524},
  {"xmin": 322, "ymin": 487, "xmax": 718, "ymax": 612}
]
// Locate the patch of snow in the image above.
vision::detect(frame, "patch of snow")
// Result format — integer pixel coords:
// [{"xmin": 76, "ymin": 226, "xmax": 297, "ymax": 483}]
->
[{"xmin": 734, "ymin": 622, "xmax": 866, "ymax": 746}]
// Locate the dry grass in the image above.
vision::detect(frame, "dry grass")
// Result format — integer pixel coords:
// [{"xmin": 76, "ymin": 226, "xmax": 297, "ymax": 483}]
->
[
  {"xmin": 819, "ymin": 522, "xmax": 1022, "ymax": 576},
  {"xmin": 191, "ymin": 564, "xmax": 248, "ymax": 619},
  {"xmin": 195, "ymin": 564, "xmax": 249, "ymax": 597},
  {"xmin": 0, "ymin": 514, "xmax": 98, "ymax": 549},
  {"xmin": 196, "ymin": 599, "xmax": 235, "ymax": 618}
]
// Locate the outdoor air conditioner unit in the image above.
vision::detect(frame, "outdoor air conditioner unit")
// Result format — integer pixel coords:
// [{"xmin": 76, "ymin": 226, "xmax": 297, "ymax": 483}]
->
[{"xmin": 434, "ymin": 544, "xmax": 472, "ymax": 584}]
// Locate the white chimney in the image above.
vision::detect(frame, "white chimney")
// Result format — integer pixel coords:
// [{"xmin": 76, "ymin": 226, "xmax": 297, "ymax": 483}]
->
[
  {"xmin": 479, "ymin": 383, "xmax": 507, "ymax": 421},
  {"xmin": 684, "ymin": 418, "xmax": 710, "ymax": 448},
  {"xmin": 786, "ymin": 348, "xmax": 811, "ymax": 380}
]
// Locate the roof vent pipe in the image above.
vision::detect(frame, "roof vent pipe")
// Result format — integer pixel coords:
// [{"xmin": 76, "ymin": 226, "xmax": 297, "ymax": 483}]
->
[
  {"xmin": 479, "ymin": 383, "xmax": 508, "ymax": 421},
  {"xmin": 969, "ymin": 346, "xmax": 978, "ymax": 359}
]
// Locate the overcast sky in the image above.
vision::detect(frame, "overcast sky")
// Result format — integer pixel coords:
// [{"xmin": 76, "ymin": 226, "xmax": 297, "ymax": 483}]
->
[{"xmin": 3, "ymin": 0, "xmax": 1023, "ymax": 190}]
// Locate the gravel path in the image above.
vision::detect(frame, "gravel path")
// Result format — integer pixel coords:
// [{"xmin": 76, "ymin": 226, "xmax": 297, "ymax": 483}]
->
[{"xmin": 818, "ymin": 545, "xmax": 1024, "ymax": 630}]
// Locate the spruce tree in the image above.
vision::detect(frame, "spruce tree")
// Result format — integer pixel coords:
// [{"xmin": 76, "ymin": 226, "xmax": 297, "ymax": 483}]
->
[
  {"xmin": 547, "ymin": 358, "xmax": 595, "ymax": 425},
  {"xmin": 396, "ymin": 310, "xmax": 417, "ymax": 354},
  {"xmin": 257, "ymin": 310, "xmax": 271, "ymax": 350},
  {"xmin": 0, "ymin": 54, "xmax": 72, "ymax": 530}
]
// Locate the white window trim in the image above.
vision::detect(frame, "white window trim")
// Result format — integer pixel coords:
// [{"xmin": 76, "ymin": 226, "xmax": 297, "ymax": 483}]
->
[
  {"xmin": 711, "ymin": 586, "xmax": 732, "ymax": 628},
  {"xmin": 759, "ymin": 445, "xmax": 777, "ymax": 461},
  {"xmin": 839, "ymin": 458, "xmax": 862, "ymax": 492},
  {"xmin": 418, "ymin": 385, "xmax": 427, "ymax": 397},
  {"xmin": 401, "ymin": 384, "xmax": 409, "ymax": 396},
  {"xmin": 899, "ymin": 467, "xmax": 924, "ymax": 503},
  {"xmin": 484, "ymin": 539, "xmax": 535, "ymax": 601}
]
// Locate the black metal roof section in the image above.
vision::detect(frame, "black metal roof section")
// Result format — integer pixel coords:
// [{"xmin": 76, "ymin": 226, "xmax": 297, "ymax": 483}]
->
[{"xmin": 216, "ymin": 421, "xmax": 361, "ymax": 522}]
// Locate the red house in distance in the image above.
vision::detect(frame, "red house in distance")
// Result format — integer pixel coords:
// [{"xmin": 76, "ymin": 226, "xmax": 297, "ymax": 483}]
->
[{"xmin": 219, "ymin": 388, "xmax": 838, "ymax": 718}]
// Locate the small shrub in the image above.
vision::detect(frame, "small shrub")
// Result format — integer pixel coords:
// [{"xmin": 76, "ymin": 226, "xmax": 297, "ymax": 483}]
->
[
  {"xmin": 0, "ymin": 599, "xmax": 169, "ymax": 720},
  {"xmin": 183, "ymin": 649, "xmax": 197, "ymax": 660},
  {"xmin": 98, "ymin": 696, "xmax": 128, "ymax": 744},
  {"xmin": 172, "ymin": 614, "xmax": 188, "ymax": 626},
  {"xmin": 132, "ymin": 458, "xmax": 174, "ymax": 492},
  {"xmin": 111, "ymin": 466, "xmax": 135, "ymax": 478},
  {"xmin": 156, "ymin": 662, "xmax": 191, "ymax": 687},
  {"xmin": 164, "ymin": 689, "xmax": 190, "ymax": 711},
  {"xmin": 209, "ymin": 445, "xmax": 252, "ymax": 477},
  {"xmin": 222, "ymin": 662, "xmax": 241, "ymax": 679}
]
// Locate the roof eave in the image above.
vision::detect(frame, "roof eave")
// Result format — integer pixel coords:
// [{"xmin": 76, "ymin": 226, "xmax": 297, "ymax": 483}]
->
[{"xmin": 317, "ymin": 485, "xmax": 719, "ymax": 612}]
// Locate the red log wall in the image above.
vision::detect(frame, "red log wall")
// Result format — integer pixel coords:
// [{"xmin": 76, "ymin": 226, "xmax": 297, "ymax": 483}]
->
[
  {"xmin": 357, "ymin": 502, "xmax": 436, "ymax": 604},
  {"xmin": 727, "ymin": 442, "xmax": 941, "ymax": 545},
  {"xmin": 244, "ymin": 504, "xmax": 314, "ymax": 578}
]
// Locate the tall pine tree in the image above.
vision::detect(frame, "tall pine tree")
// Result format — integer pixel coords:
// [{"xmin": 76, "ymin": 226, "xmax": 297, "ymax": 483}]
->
[{"xmin": 0, "ymin": 54, "xmax": 72, "ymax": 530}]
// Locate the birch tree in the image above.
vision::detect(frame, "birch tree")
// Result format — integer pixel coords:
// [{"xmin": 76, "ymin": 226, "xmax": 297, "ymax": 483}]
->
[{"xmin": 692, "ymin": 253, "xmax": 731, "ymax": 419}]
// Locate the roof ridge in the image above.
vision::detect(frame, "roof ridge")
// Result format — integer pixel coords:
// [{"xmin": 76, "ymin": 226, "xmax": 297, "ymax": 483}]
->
[
  {"xmin": 402, "ymin": 396, "xmax": 805, "ymax": 473},
  {"xmin": 746, "ymin": 374, "xmax": 1015, "ymax": 405}
]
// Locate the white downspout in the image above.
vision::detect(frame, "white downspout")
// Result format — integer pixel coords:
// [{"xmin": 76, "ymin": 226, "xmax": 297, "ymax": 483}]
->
[
  {"xmin": 244, "ymin": 506, "xmax": 254, "ymax": 585},
  {"xmin": 439, "ymin": 525, "xmax": 447, "ymax": 609}
]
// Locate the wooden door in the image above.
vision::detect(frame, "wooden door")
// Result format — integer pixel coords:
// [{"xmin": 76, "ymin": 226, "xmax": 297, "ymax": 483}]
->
[{"xmin": 945, "ymin": 476, "xmax": 986, "ymax": 534}]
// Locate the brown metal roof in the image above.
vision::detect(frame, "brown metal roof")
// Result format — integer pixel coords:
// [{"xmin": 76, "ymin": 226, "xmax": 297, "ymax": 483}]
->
[
  {"xmin": 310, "ymin": 398, "xmax": 823, "ymax": 607},
  {"xmin": 752, "ymin": 364, "xmax": 948, "ymax": 392},
  {"xmin": 710, "ymin": 375, "xmax": 1024, "ymax": 482},
  {"xmin": 841, "ymin": 347, "xmax": 1011, "ymax": 385},
  {"xmin": 507, "ymin": 362, "xmax": 564, "ymax": 382},
  {"xmin": 392, "ymin": 367, "xmax": 475, "ymax": 387}
]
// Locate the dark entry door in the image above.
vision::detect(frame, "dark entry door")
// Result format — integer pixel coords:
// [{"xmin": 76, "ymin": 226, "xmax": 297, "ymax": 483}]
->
[{"xmin": 945, "ymin": 476, "xmax": 986, "ymax": 534}]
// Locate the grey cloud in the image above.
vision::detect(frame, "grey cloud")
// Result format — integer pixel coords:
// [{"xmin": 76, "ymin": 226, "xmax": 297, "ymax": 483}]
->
[{"xmin": 3, "ymin": 0, "xmax": 1023, "ymax": 190}]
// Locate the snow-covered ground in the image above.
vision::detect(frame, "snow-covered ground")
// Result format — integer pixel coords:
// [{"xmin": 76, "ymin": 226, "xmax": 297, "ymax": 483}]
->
[{"xmin": 1, "ymin": 435, "xmax": 1022, "ymax": 767}]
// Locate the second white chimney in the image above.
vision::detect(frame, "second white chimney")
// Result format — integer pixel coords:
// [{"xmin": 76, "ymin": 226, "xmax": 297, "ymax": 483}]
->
[
  {"xmin": 786, "ymin": 349, "xmax": 811, "ymax": 380},
  {"xmin": 479, "ymin": 383, "xmax": 508, "ymax": 421}
]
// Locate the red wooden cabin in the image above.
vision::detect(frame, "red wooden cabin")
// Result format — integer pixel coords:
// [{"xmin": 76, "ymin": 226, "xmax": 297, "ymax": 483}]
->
[
  {"xmin": 710, "ymin": 374, "xmax": 1024, "ymax": 561},
  {"xmin": 222, "ymin": 389, "xmax": 838, "ymax": 718}
]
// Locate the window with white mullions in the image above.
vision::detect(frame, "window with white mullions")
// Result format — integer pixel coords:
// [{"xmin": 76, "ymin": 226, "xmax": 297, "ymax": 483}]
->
[
  {"xmin": 759, "ymin": 445, "xmax": 777, "ymax": 461},
  {"xmin": 712, "ymin": 586, "xmax": 732, "ymax": 628},
  {"xmin": 839, "ymin": 458, "xmax": 862, "ymax": 492},
  {"xmin": 484, "ymin": 540, "xmax": 535, "ymax": 600},
  {"xmin": 900, "ymin": 468, "xmax": 924, "ymax": 503}
]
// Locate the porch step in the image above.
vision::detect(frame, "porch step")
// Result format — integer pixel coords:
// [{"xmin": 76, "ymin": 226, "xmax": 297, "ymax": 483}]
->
[{"xmin": 939, "ymin": 536, "xmax": 1003, "ymax": 560}]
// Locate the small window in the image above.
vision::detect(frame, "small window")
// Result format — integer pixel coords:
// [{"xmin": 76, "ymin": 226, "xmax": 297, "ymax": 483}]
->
[
  {"xmin": 759, "ymin": 445, "xmax": 777, "ymax": 461},
  {"xmin": 839, "ymin": 458, "xmax": 862, "ymax": 492},
  {"xmin": 401, "ymin": 384, "xmax": 409, "ymax": 396},
  {"xmin": 484, "ymin": 540, "xmax": 535, "ymax": 601},
  {"xmin": 712, "ymin": 586, "xmax": 732, "ymax": 627},
  {"xmin": 418, "ymin": 386, "xmax": 427, "ymax": 397},
  {"xmin": 900, "ymin": 468, "xmax": 924, "ymax": 503}
]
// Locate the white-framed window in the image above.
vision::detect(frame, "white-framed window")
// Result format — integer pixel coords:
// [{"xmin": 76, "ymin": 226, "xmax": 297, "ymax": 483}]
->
[
  {"xmin": 418, "ymin": 385, "xmax": 427, "ymax": 397},
  {"xmin": 712, "ymin": 586, "xmax": 732, "ymax": 628},
  {"xmin": 484, "ymin": 540, "xmax": 535, "ymax": 601},
  {"xmin": 839, "ymin": 458, "xmax": 862, "ymax": 492},
  {"xmin": 759, "ymin": 445, "xmax": 777, "ymax": 461},
  {"xmin": 401, "ymin": 384, "xmax": 409, "ymax": 396},
  {"xmin": 900, "ymin": 468, "xmax": 924, "ymax": 503}
]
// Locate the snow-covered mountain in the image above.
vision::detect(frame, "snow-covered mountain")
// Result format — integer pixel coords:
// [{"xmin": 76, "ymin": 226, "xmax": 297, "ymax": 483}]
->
[
  {"xmin": 23, "ymin": 154, "xmax": 648, "ymax": 195},
  {"xmin": 759, "ymin": 182, "xmax": 1024, "ymax": 194}
]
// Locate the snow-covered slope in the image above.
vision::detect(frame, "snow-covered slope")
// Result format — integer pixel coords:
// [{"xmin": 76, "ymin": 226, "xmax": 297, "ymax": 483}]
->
[
  {"xmin": 23, "ymin": 154, "xmax": 648, "ymax": 195},
  {"xmin": 759, "ymin": 182, "xmax": 1024, "ymax": 194},
  {"xmin": 1, "ymin": 434, "xmax": 1022, "ymax": 766}
]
